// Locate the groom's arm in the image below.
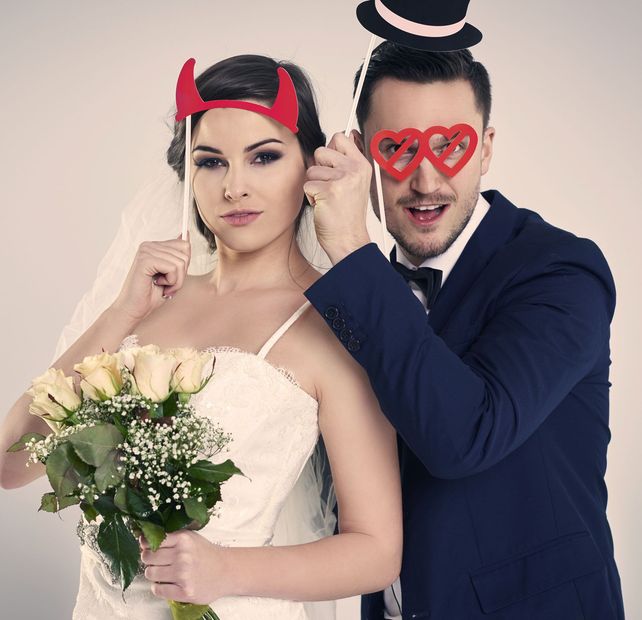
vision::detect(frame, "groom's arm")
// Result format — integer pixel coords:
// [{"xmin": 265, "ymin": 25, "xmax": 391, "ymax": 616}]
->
[{"xmin": 304, "ymin": 242, "xmax": 615, "ymax": 479}]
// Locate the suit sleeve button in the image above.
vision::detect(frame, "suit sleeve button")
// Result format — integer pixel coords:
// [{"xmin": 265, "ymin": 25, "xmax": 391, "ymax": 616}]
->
[
  {"xmin": 332, "ymin": 317, "xmax": 346, "ymax": 331},
  {"xmin": 324, "ymin": 306, "xmax": 339, "ymax": 320},
  {"xmin": 339, "ymin": 328, "xmax": 353, "ymax": 343},
  {"xmin": 347, "ymin": 337, "xmax": 361, "ymax": 352}
]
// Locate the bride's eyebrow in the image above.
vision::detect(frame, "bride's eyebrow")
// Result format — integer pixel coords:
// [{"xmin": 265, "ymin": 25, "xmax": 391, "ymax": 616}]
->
[
  {"xmin": 192, "ymin": 138, "xmax": 285, "ymax": 155},
  {"xmin": 244, "ymin": 138, "xmax": 284, "ymax": 152}
]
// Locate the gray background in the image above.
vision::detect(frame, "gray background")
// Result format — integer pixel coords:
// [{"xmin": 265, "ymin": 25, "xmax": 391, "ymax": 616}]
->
[{"xmin": 1, "ymin": 1, "xmax": 640, "ymax": 617}]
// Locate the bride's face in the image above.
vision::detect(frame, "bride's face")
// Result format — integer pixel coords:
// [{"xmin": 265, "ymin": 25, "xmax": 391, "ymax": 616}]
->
[{"xmin": 191, "ymin": 107, "xmax": 307, "ymax": 253}]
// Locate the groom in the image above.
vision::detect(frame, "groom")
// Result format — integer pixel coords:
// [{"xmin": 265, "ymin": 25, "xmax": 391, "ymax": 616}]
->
[{"xmin": 303, "ymin": 42, "xmax": 624, "ymax": 619}]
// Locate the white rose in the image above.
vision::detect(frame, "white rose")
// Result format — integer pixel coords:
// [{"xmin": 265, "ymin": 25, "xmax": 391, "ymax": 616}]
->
[
  {"xmin": 74, "ymin": 352, "xmax": 124, "ymax": 401},
  {"xmin": 169, "ymin": 348, "xmax": 215, "ymax": 394},
  {"xmin": 27, "ymin": 368, "xmax": 81, "ymax": 433},
  {"xmin": 132, "ymin": 349, "xmax": 178, "ymax": 402},
  {"xmin": 116, "ymin": 344, "xmax": 160, "ymax": 373}
]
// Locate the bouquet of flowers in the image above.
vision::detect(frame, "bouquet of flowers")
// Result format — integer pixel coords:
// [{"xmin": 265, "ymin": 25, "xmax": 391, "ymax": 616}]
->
[{"xmin": 9, "ymin": 345, "xmax": 242, "ymax": 620}]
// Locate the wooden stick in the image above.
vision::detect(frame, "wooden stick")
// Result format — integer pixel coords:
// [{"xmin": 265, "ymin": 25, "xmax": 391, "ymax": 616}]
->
[
  {"xmin": 373, "ymin": 160, "xmax": 390, "ymax": 257},
  {"xmin": 345, "ymin": 34, "xmax": 377, "ymax": 137},
  {"xmin": 181, "ymin": 115, "xmax": 192, "ymax": 240}
]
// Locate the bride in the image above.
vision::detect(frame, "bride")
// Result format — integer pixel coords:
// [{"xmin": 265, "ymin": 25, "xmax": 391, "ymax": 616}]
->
[{"xmin": 0, "ymin": 54, "xmax": 401, "ymax": 619}]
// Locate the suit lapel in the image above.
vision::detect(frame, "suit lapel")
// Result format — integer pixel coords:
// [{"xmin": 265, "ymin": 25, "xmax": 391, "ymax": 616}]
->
[{"xmin": 427, "ymin": 190, "xmax": 522, "ymax": 334}]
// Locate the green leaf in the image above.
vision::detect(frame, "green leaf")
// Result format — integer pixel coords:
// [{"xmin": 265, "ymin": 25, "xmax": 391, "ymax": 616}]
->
[
  {"xmin": 39, "ymin": 492, "xmax": 58, "ymax": 513},
  {"xmin": 114, "ymin": 485, "xmax": 153, "ymax": 518},
  {"xmin": 59, "ymin": 494, "xmax": 80, "ymax": 510},
  {"xmin": 168, "ymin": 600, "xmax": 219, "ymax": 620},
  {"xmin": 95, "ymin": 450, "xmax": 125, "ymax": 493},
  {"xmin": 204, "ymin": 487, "xmax": 222, "ymax": 509},
  {"xmin": 114, "ymin": 485, "xmax": 128, "ymax": 512},
  {"xmin": 68, "ymin": 424, "xmax": 124, "ymax": 466},
  {"xmin": 80, "ymin": 502, "xmax": 99, "ymax": 522},
  {"xmin": 187, "ymin": 459, "xmax": 243, "ymax": 484},
  {"xmin": 136, "ymin": 520, "xmax": 166, "ymax": 552},
  {"xmin": 126, "ymin": 487, "xmax": 153, "ymax": 518},
  {"xmin": 96, "ymin": 514, "xmax": 141, "ymax": 592},
  {"xmin": 183, "ymin": 497, "xmax": 208, "ymax": 527},
  {"xmin": 7, "ymin": 432, "xmax": 47, "ymax": 452},
  {"xmin": 160, "ymin": 393, "xmax": 180, "ymax": 418},
  {"xmin": 189, "ymin": 481, "xmax": 221, "ymax": 509},
  {"xmin": 163, "ymin": 507, "xmax": 192, "ymax": 533},
  {"xmin": 46, "ymin": 443, "xmax": 89, "ymax": 498},
  {"xmin": 93, "ymin": 494, "xmax": 119, "ymax": 518}
]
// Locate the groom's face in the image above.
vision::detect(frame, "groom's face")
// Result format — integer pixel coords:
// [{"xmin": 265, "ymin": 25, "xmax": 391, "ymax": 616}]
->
[{"xmin": 359, "ymin": 78, "xmax": 495, "ymax": 265}]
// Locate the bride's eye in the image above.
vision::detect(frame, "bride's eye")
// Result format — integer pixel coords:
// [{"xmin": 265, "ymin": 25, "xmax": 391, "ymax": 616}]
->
[
  {"xmin": 194, "ymin": 157, "xmax": 226, "ymax": 168},
  {"xmin": 252, "ymin": 151, "xmax": 282, "ymax": 165}
]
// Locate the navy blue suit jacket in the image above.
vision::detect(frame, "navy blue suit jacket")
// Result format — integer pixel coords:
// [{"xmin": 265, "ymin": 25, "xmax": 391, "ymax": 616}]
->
[{"xmin": 305, "ymin": 190, "xmax": 624, "ymax": 619}]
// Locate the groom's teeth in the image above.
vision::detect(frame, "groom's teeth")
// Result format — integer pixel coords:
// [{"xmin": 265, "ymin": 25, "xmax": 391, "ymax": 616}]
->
[{"xmin": 415, "ymin": 205, "xmax": 444, "ymax": 211}]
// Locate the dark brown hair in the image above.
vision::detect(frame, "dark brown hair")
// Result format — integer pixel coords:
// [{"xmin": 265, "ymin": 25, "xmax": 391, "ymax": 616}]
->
[{"xmin": 355, "ymin": 42, "xmax": 492, "ymax": 131}]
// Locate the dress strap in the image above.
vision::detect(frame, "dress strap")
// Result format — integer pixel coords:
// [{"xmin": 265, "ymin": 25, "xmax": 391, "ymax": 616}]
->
[{"xmin": 257, "ymin": 301, "xmax": 312, "ymax": 359}]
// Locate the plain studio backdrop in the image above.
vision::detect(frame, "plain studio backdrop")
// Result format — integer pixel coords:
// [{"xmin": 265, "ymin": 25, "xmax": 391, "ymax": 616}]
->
[{"xmin": 1, "ymin": 1, "xmax": 640, "ymax": 618}]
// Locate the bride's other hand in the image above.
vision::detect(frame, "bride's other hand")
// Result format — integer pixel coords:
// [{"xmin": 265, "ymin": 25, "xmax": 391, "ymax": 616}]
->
[
  {"xmin": 111, "ymin": 234, "xmax": 191, "ymax": 323},
  {"xmin": 141, "ymin": 530, "xmax": 230, "ymax": 605}
]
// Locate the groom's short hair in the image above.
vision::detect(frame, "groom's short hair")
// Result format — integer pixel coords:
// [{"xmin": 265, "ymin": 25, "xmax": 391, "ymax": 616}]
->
[{"xmin": 354, "ymin": 42, "xmax": 492, "ymax": 131}]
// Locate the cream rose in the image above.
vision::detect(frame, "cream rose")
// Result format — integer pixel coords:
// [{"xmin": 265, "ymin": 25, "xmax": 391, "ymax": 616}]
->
[
  {"xmin": 116, "ymin": 344, "xmax": 160, "ymax": 373},
  {"xmin": 74, "ymin": 352, "xmax": 124, "ymax": 401},
  {"xmin": 131, "ymin": 349, "xmax": 178, "ymax": 402},
  {"xmin": 27, "ymin": 368, "xmax": 81, "ymax": 433},
  {"xmin": 169, "ymin": 348, "xmax": 215, "ymax": 394}
]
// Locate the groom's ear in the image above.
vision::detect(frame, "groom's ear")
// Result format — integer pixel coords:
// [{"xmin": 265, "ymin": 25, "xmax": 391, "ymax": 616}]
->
[{"xmin": 351, "ymin": 129, "xmax": 366, "ymax": 156}]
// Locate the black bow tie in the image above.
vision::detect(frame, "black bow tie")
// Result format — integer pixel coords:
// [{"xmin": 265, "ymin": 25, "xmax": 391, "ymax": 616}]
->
[{"xmin": 390, "ymin": 247, "xmax": 442, "ymax": 309}]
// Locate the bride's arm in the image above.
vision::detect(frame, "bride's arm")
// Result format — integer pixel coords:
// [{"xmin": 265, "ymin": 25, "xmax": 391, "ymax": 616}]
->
[
  {"xmin": 0, "ymin": 307, "xmax": 140, "ymax": 489},
  {"xmin": 0, "ymin": 237, "xmax": 191, "ymax": 489},
  {"xmin": 144, "ymin": 326, "xmax": 402, "ymax": 603}
]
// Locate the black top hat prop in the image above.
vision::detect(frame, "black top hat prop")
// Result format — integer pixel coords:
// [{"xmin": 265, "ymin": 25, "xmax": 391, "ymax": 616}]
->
[{"xmin": 356, "ymin": 0, "xmax": 482, "ymax": 51}]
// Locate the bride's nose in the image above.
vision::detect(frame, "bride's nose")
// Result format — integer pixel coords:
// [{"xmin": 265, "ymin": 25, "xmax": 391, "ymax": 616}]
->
[{"xmin": 223, "ymin": 166, "xmax": 250, "ymax": 202}]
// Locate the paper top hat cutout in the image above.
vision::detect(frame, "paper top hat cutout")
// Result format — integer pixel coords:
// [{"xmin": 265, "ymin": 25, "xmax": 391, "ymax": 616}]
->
[
  {"xmin": 175, "ymin": 58, "xmax": 299, "ymax": 134},
  {"xmin": 356, "ymin": 0, "xmax": 482, "ymax": 51}
]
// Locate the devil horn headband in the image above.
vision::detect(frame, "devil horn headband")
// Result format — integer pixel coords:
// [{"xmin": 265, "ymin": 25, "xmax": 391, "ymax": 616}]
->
[{"xmin": 175, "ymin": 58, "xmax": 299, "ymax": 134}]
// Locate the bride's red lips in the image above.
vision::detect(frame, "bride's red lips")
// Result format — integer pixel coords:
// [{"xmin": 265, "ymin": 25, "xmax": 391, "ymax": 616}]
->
[{"xmin": 221, "ymin": 209, "xmax": 262, "ymax": 217}]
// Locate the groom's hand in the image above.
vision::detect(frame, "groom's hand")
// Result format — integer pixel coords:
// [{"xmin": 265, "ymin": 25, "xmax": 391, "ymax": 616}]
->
[{"xmin": 304, "ymin": 131, "xmax": 372, "ymax": 265}]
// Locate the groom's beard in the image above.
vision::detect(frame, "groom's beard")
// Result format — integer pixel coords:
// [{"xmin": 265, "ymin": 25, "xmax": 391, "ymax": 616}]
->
[{"xmin": 389, "ymin": 182, "xmax": 480, "ymax": 261}]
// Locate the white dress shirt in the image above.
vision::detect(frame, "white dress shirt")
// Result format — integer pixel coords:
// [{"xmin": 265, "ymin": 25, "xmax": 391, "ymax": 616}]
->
[{"xmin": 383, "ymin": 193, "xmax": 490, "ymax": 619}]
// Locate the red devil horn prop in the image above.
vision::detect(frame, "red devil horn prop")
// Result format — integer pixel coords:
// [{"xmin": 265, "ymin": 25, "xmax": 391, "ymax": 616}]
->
[{"xmin": 174, "ymin": 58, "xmax": 299, "ymax": 133}]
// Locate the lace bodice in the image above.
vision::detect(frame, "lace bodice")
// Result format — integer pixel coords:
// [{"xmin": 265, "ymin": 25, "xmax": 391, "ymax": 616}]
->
[{"xmin": 73, "ymin": 302, "xmax": 326, "ymax": 619}]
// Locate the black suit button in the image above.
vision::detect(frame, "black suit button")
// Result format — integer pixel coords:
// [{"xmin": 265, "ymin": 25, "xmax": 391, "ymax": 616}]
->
[
  {"xmin": 332, "ymin": 317, "xmax": 346, "ymax": 331},
  {"xmin": 339, "ymin": 328, "xmax": 352, "ymax": 343},
  {"xmin": 347, "ymin": 337, "xmax": 361, "ymax": 352},
  {"xmin": 324, "ymin": 306, "xmax": 339, "ymax": 320}
]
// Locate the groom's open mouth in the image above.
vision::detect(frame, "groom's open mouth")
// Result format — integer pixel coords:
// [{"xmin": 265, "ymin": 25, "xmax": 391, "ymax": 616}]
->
[{"xmin": 404, "ymin": 204, "xmax": 450, "ymax": 226}]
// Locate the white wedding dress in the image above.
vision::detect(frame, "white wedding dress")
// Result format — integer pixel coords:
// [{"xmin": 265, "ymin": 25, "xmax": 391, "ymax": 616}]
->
[{"xmin": 73, "ymin": 301, "xmax": 332, "ymax": 619}]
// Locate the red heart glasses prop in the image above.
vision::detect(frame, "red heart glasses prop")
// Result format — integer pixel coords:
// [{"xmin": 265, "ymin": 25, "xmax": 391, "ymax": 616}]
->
[
  {"xmin": 370, "ymin": 128, "xmax": 425, "ymax": 181},
  {"xmin": 370, "ymin": 123, "xmax": 478, "ymax": 180}
]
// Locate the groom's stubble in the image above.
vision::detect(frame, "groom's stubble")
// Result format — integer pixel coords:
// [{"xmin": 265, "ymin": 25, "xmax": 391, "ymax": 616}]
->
[{"xmin": 385, "ymin": 180, "xmax": 481, "ymax": 262}]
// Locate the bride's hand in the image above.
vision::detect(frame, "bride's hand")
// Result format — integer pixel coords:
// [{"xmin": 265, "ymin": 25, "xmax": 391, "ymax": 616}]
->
[
  {"xmin": 141, "ymin": 530, "xmax": 230, "ymax": 605},
  {"xmin": 111, "ymin": 234, "xmax": 191, "ymax": 323}
]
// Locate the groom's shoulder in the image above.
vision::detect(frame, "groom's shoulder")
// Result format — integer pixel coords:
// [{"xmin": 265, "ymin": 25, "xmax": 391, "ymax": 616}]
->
[{"xmin": 485, "ymin": 189, "xmax": 613, "ymax": 282}]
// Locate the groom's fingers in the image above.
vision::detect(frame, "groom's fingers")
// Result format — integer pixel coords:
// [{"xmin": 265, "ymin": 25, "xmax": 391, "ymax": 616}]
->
[
  {"xmin": 328, "ymin": 130, "xmax": 364, "ymax": 159},
  {"xmin": 314, "ymin": 144, "xmax": 347, "ymax": 169},
  {"xmin": 303, "ymin": 180, "xmax": 330, "ymax": 205},
  {"xmin": 306, "ymin": 164, "xmax": 343, "ymax": 182}
]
